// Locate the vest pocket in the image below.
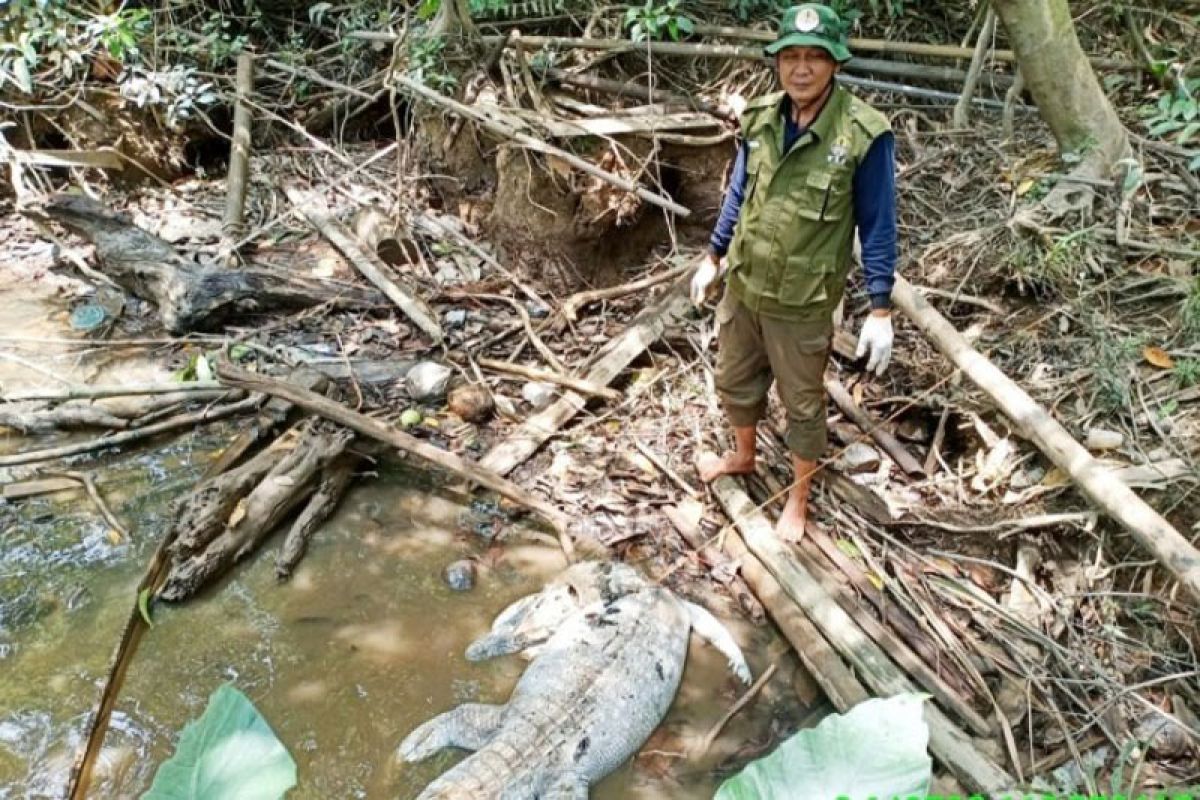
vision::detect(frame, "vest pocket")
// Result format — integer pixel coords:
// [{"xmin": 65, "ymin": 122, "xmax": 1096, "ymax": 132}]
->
[
  {"xmin": 794, "ymin": 169, "xmax": 849, "ymax": 222},
  {"xmin": 778, "ymin": 255, "xmax": 834, "ymax": 308}
]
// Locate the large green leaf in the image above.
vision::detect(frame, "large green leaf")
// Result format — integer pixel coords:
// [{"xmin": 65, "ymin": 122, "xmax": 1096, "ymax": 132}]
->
[
  {"xmin": 144, "ymin": 683, "xmax": 296, "ymax": 800},
  {"xmin": 715, "ymin": 693, "xmax": 931, "ymax": 800}
]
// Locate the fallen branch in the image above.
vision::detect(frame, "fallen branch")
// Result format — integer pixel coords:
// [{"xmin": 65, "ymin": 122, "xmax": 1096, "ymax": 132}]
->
[
  {"xmin": 892, "ymin": 276, "xmax": 1200, "ymax": 601},
  {"xmin": 275, "ymin": 452, "xmax": 359, "ymax": 581},
  {"xmin": 394, "ymin": 74, "xmax": 690, "ymax": 219},
  {"xmin": 711, "ymin": 475, "xmax": 1015, "ymax": 794},
  {"xmin": 692, "ymin": 662, "xmax": 778, "ymax": 759},
  {"xmin": 560, "ymin": 261, "xmax": 691, "ymax": 321},
  {"xmin": 825, "ymin": 377, "xmax": 927, "ymax": 476},
  {"xmin": 287, "ymin": 187, "xmax": 444, "ymax": 343},
  {"xmin": 480, "ymin": 281, "xmax": 691, "ymax": 476},
  {"xmin": 42, "ymin": 470, "xmax": 131, "ymax": 541},
  {"xmin": 0, "ymin": 395, "xmax": 263, "ymax": 468},
  {"xmin": 475, "ymin": 356, "xmax": 621, "ymax": 402},
  {"xmin": 215, "ymin": 359, "xmax": 574, "ymax": 556}
]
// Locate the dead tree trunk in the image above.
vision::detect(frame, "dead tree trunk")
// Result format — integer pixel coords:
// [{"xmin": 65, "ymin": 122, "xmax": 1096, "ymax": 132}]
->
[
  {"xmin": 35, "ymin": 195, "xmax": 384, "ymax": 333},
  {"xmin": 991, "ymin": 0, "xmax": 1131, "ymax": 215}
]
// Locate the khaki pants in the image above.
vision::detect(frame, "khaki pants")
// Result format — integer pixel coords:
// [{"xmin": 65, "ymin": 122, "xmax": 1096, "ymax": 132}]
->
[{"xmin": 714, "ymin": 288, "xmax": 833, "ymax": 460}]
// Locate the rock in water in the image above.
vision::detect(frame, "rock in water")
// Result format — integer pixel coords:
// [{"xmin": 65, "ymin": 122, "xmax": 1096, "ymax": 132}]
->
[
  {"xmin": 406, "ymin": 362, "xmax": 453, "ymax": 403},
  {"xmin": 443, "ymin": 560, "xmax": 476, "ymax": 592},
  {"xmin": 448, "ymin": 384, "xmax": 494, "ymax": 422}
]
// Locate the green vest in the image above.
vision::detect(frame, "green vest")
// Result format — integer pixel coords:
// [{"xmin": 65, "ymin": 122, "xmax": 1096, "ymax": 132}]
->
[{"xmin": 727, "ymin": 84, "xmax": 890, "ymax": 320}]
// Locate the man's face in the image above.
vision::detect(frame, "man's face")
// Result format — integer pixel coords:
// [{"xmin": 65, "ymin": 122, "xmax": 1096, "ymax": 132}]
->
[{"xmin": 776, "ymin": 46, "xmax": 838, "ymax": 108}]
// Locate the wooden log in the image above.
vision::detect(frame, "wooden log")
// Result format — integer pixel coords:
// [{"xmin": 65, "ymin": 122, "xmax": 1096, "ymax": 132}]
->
[
  {"xmin": 475, "ymin": 356, "xmax": 621, "ymax": 402},
  {"xmin": 287, "ymin": 187, "xmax": 444, "ymax": 343},
  {"xmin": 215, "ymin": 359, "xmax": 573, "ymax": 550},
  {"xmin": 37, "ymin": 195, "xmax": 384, "ymax": 333},
  {"xmin": 480, "ymin": 281, "xmax": 691, "ymax": 476},
  {"xmin": 825, "ymin": 377, "xmax": 927, "ymax": 476},
  {"xmin": 394, "ymin": 74, "xmax": 691, "ymax": 219},
  {"xmin": 891, "ymin": 275, "xmax": 1200, "ymax": 601},
  {"xmin": 219, "ymin": 52, "xmax": 254, "ymax": 265},
  {"xmin": 711, "ymin": 475, "xmax": 1015, "ymax": 795}
]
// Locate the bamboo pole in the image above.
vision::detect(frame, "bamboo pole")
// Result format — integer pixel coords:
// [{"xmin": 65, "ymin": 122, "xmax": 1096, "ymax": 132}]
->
[
  {"xmin": 219, "ymin": 52, "xmax": 254, "ymax": 265},
  {"xmin": 892, "ymin": 276, "xmax": 1200, "ymax": 601}
]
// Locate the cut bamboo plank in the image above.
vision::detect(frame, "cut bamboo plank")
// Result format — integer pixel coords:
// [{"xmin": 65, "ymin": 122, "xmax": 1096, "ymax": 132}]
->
[
  {"xmin": 286, "ymin": 187, "xmax": 444, "ymax": 343},
  {"xmin": 892, "ymin": 275, "xmax": 1200, "ymax": 602},
  {"xmin": 711, "ymin": 475, "xmax": 1015, "ymax": 795},
  {"xmin": 480, "ymin": 282, "xmax": 691, "ymax": 476}
]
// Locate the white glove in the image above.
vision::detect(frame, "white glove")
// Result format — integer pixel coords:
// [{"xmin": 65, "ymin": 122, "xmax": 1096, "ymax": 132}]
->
[
  {"xmin": 855, "ymin": 313, "xmax": 893, "ymax": 376},
  {"xmin": 690, "ymin": 253, "xmax": 723, "ymax": 307}
]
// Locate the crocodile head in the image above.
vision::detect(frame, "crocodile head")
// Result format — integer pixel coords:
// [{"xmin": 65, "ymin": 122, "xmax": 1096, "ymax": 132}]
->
[{"xmin": 466, "ymin": 561, "xmax": 648, "ymax": 662}]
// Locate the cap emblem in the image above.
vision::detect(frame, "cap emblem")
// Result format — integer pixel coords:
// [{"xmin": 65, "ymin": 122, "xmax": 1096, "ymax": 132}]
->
[{"xmin": 795, "ymin": 7, "xmax": 821, "ymax": 32}]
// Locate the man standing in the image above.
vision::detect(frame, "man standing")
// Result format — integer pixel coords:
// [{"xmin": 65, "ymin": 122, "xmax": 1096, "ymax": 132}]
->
[{"xmin": 692, "ymin": 3, "xmax": 897, "ymax": 542}]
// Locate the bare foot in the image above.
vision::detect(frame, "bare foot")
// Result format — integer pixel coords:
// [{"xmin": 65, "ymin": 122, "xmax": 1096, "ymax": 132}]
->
[
  {"xmin": 775, "ymin": 493, "xmax": 808, "ymax": 544},
  {"xmin": 695, "ymin": 450, "xmax": 755, "ymax": 483}
]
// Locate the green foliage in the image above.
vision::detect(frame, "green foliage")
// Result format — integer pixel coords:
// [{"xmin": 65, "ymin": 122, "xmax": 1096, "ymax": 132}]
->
[
  {"xmin": 407, "ymin": 34, "xmax": 457, "ymax": 92},
  {"xmin": 1140, "ymin": 76, "xmax": 1200, "ymax": 167},
  {"xmin": 1175, "ymin": 359, "xmax": 1200, "ymax": 389},
  {"xmin": 624, "ymin": 0, "xmax": 694, "ymax": 42},
  {"xmin": 1091, "ymin": 326, "xmax": 1144, "ymax": 416},
  {"xmin": 145, "ymin": 683, "xmax": 296, "ymax": 800},
  {"xmin": 0, "ymin": 0, "xmax": 149, "ymax": 92},
  {"xmin": 716, "ymin": 694, "xmax": 931, "ymax": 799},
  {"xmin": 727, "ymin": 0, "xmax": 784, "ymax": 23},
  {"xmin": 1182, "ymin": 280, "xmax": 1200, "ymax": 338},
  {"xmin": 830, "ymin": 0, "xmax": 907, "ymax": 26}
]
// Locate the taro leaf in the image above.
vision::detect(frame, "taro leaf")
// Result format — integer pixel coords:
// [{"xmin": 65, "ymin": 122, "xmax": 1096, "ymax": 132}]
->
[
  {"xmin": 715, "ymin": 693, "xmax": 931, "ymax": 800},
  {"xmin": 144, "ymin": 683, "xmax": 296, "ymax": 800}
]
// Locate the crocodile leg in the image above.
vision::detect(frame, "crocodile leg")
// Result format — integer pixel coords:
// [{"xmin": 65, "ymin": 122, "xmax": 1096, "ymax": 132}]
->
[
  {"xmin": 398, "ymin": 703, "xmax": 506, "ymax": 762},
  {"xmin": 682, "ymin": 600, "xmax": 752, "ymax": 684},
  {"xmin": 538, "ymin": 770, "xmax": 588, "ymax": 799}
]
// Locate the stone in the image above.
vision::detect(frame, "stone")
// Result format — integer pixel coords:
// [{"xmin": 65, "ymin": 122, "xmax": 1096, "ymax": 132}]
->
[
  {"xmin": 835, "ymin": 442, "xmax": 881, "ymax": 473},
  {"xmin": 521, "ymin": 381, "xmax": 556, "ymax": 410},
  {"xmin": 443, "ymin": 559, "xmax": 476, "ymax": 592},
  {"xmin": 405, "ymin": 361, "xmax": 453, "ymax": 403}
]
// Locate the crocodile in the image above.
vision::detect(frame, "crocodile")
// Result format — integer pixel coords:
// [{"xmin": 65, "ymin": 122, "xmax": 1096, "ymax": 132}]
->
[{"xmin": 397, "ymin": 561, "xmax": 751, "ymax": 799}]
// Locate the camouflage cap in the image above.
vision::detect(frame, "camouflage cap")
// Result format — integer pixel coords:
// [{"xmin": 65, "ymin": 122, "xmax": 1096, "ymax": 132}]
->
[{"xmin": 765, "ymin": 4, "xmax": 852, "ymax": 63}]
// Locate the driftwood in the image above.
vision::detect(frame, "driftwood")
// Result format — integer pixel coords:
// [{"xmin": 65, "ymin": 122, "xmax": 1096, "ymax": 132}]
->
[
  {"xmin": 287, "ymin": 187, "xmax": 444, "ymax": 342},
  {"xmin": 480, "ymin": 281, "xmax": 692, "ymax": 476},
  {"xmin": 219, "ymin": 51, "xmax": 254, "ymax": 265},
  {"xmin": 41, "ymin": 470, "xmax": 132, "ymax": 542},
  {"xmin": 275, "ymin": 451, "xmax": 359, "ymax": 581},
  {"xmin": 36, "ymin": 195, "xmax": 383, "ymax": 334},
  {"xmin": 215, "ymin": 359, "xmax": 574, "ymax": 552},
  {"xmin": 2, "ymin": 381, "xmax": 224, "ymax": 403},
  {"xmin": 0, "ymin": 395, "xmax": 263, "ymax": 468},
  {"xmin": 161, "ymin": 420, "xmax": 355, "ymax": 601},
  {"xmin": 825, "ymin": 377, "xmax": 927, "ymax": 476},
  {"xmin": 0, "ymin": 405, "xmax": 129, "ymax": 434},
  {"xmin": 394, "ymin": 75, "xmax": 691, "ymax": 219},
  {"xmin": 892, "ymin": 276, "xmax": 1200, "ymax": 602}
]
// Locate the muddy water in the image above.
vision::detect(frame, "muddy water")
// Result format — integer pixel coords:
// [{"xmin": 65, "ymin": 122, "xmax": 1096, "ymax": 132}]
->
[
  {"xmin": 0, "ymin": 433, "xmax": 809, "ymax": 799},
  {"xmin": 0, "ymin": 271, "xmax": 809, "ymax": 798}
]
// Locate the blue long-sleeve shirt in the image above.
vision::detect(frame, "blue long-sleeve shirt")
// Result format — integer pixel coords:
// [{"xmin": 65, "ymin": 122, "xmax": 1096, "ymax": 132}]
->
[{"xmin": 709, "ymin": 100, "xmax": 897, "ymax": 309}]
